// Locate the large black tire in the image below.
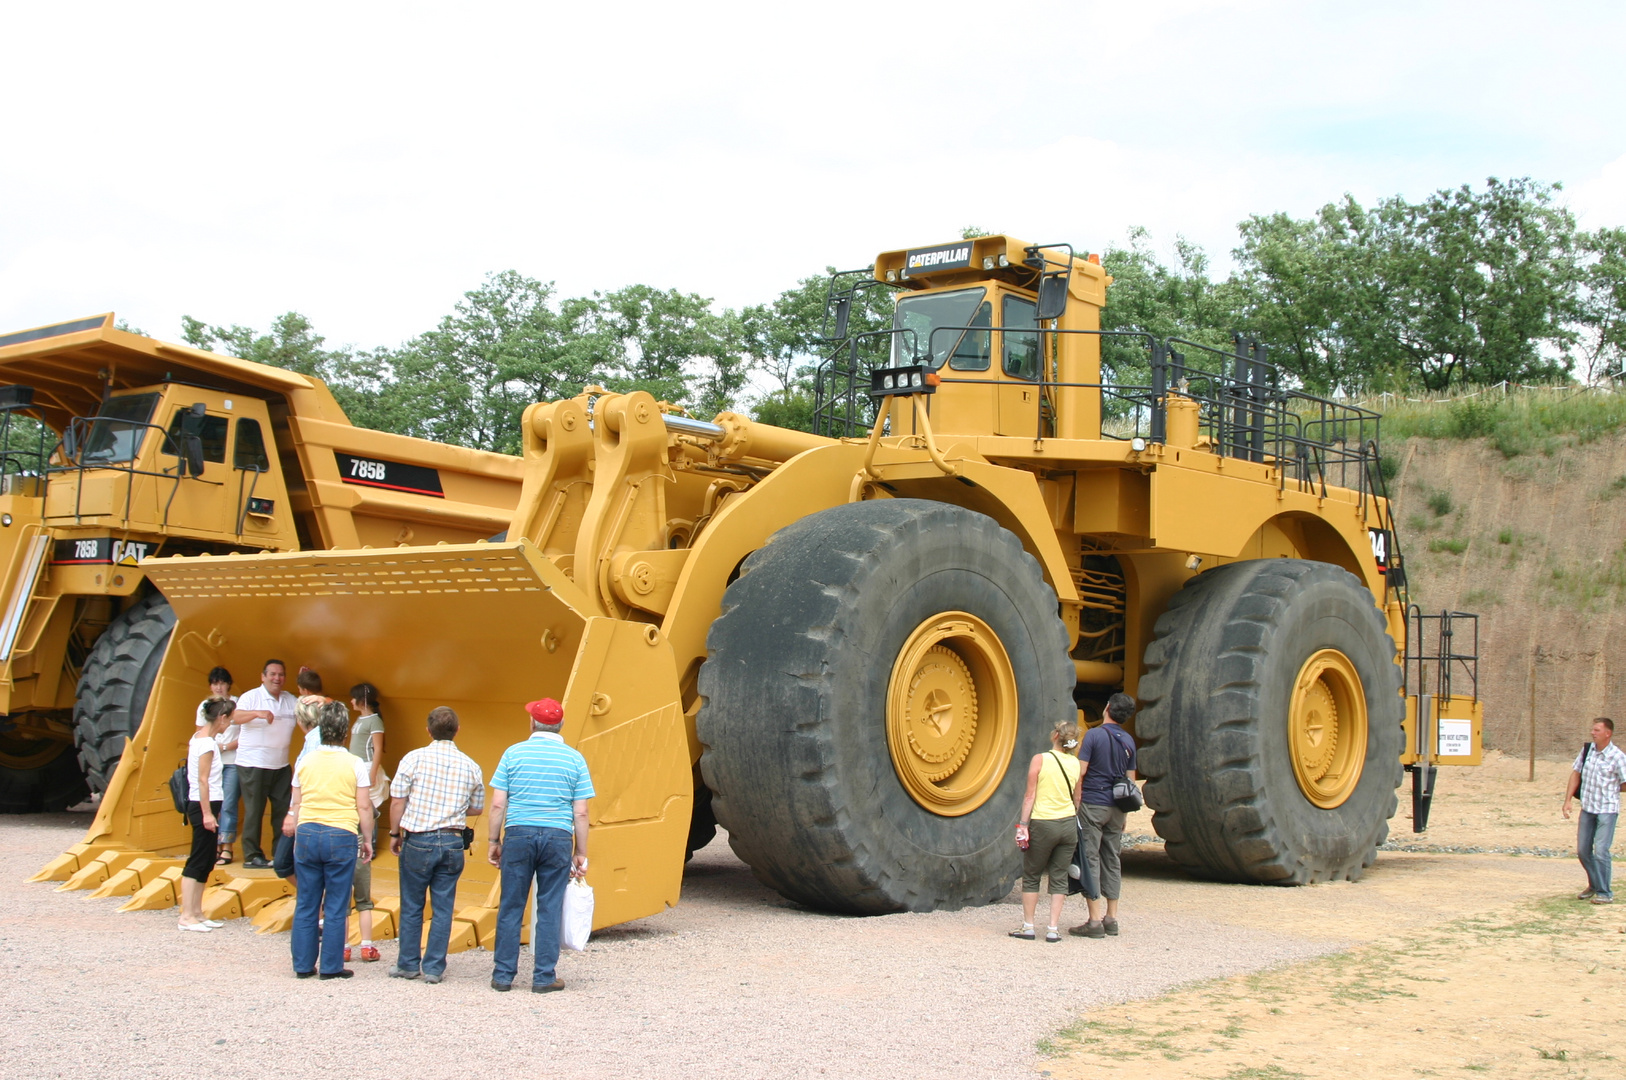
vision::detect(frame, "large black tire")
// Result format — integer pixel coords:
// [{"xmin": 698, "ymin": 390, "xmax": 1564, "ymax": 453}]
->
[
  {"xmin": 0, "ymin": 741, "xmax": 89, "ymax": 813},
  {"xmin": 1136, "ymin": 559, "xmax": 1404, "ymax": 884},
  {"xmin": 685, "ymin": 774, "xmax": 717, "ymax": 860},
  {"xmin": 697, "ymin": 500, "xmax": 1073, "ymax": 914},
  {"xmin": 73, "ymin": 592, "xmax": 175, "ymax": 795}
]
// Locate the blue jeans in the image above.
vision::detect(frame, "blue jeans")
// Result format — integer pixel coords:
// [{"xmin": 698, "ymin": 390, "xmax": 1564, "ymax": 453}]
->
[
  {"xmin": 218, "ymin": 765, "xmax": 240, "ymax": 843},
  {"xmin": 396, "ymin": 831, "xmax": 467, "ymax": 978},
  {"xmin": 1578, "ymin": 811, "xmax": 1617, "ymax": 899},
  {"xmin": 492, "ymin": 826, "xmax": 573, "ymax": 988},
  {"xmin": 291, "ymin": 823, "xmax": 358, "ymax": 976}
]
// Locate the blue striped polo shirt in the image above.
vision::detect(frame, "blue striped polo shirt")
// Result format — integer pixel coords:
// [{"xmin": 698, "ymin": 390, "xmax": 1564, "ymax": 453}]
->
[{"xmin": 491, "ymin": 731, "xmax": 595, "ymax": 831}]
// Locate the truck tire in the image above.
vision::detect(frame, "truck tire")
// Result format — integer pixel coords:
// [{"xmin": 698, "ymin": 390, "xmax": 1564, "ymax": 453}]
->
[
  {"xmin": 73, "ymin": 592, "xmax": 176, "ymax": 795},
  {"xmin": 0, "ymin": 739, "xmax": 89, "ymax": 813},
  {"xmin": 697, "ymin": 500, "xmax": 1072, "ymax": 914},
  {"xmin": 1136, "ymin": 559, "xmax": 1404, "ymax": 884}
]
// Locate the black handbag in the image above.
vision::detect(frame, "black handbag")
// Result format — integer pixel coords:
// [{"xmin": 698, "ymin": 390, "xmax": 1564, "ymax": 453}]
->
[
  {"xmin": 168, "ymin": 761, "xmax": 189, "ymax": 820},
  {"xmin": 1052, "ymin": 752, "xmax": 1099, "ymax": 900},
  {"xmin": 1107, "ymin": 727, "xmax": 1144, "ymax": 813}
]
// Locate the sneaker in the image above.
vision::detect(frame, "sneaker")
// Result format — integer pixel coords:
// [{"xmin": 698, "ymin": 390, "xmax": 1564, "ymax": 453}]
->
[
  {"xmin": 356, "ymin": 946, "xmax": 381, "ymax": 962},
  {"xmin": 1103, "ymin": 917, "xmax": 1120, "ymax": 936},
  {"xmin": 388, "ymin": 966, "xmax": 421, "ymax": 980},
  {"xmin": 532, "ymin": 979, "xmax": 565, "ymax": 993},
  {"xmin": 423, "ymin": 972, "xmax": 444, "ymax": 985},
  {"xmin": 490, "ymin": 979, "xmax": 512, "ymax": 992},
  {"xmin": 242, "ymin": 855, "xmax": 271, "ymax": 870},
  {"xmin": 343, "ymin": 946, "xmax": 351, "ymax": 962},
  {"xmin": 178, "ymin": 921, "xmax": 213, "ymax": 933},
  {"xmin": 317, "ymin": 970, "xmax": 354, "ymax": 980},
  {"xmin": 1579, "ymin": 889, "xmax": 1597, "ymax": 900},
  {"xmin": 1591, "ymin": 894, "xmax": 1615, "ymax": 905},
  {"xmin": 295, "ymin": 971, "xmax": 316, "ymax": 979},
  {"xmin": 1068, "ymin": 921, "xmax": 1106, "ymax": 939}
]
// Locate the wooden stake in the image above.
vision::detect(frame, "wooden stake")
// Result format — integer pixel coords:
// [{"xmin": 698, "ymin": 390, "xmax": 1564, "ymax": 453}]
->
[{"xmin": 1527, "ymin": 651, "xmax": 1537, "ymax": 782}]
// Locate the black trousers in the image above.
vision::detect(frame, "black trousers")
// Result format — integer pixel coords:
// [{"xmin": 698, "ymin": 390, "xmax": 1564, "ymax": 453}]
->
[
  {"xmin": 238, "ymin": 765, "xmax": 291, "ymax": 862},
  {"xmin": 184, "ymin": 801, "xmax": 223, "ymax": 883}
]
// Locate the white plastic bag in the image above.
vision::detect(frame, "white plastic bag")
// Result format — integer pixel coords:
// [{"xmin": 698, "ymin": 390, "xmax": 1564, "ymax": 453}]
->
[{"xmin": 559, "ymin": 878, "xmax": 594, "ymax": 952}]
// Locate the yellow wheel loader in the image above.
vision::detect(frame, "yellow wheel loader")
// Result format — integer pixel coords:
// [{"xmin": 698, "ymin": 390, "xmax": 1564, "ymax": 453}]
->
[
  {"xmin": 0, "ymin": 314, "xmax": 522, "ymax": 811},
  {"xmin": 40, "ymin": 238, "xmax": 1481, "ymax": 939}
]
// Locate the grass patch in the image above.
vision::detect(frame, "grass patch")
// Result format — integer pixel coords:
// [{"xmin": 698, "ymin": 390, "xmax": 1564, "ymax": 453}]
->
[
  {"xmin": 1429, "ymin": 537, "xmax": 1468, "ymax": 555},
  {"xmin": 1539, "ymin": 545, "xmax": 1626, "ymax": 609},
  {"xmin": 1461, "ymin": 587, "xmax": 1501, "ymax": 607},
  {"xmin": 1374, "ymin": 386, "xmax": 1626, "ymax": 457},
  {"xmin": 1602, "ymin": 475, "xmax": 1626, "ymax": 500},
  {"xmin": 1497, "ymin": 528, "xmax": 1513, "ymax": 545},
  {"xmin": 1426, "ymin": 490, "xmax": 1454, "ymax": 516},
  {"xmin": 1220, "ymin": 1067, "xmax": 1307, "ymax": 1079}
]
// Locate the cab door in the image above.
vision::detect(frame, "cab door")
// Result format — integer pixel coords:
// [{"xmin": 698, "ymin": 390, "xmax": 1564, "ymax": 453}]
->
[
  {"xmin": 158, "ymin": 402, "xmax": 233, "ymax": 537},
  {"xmin": 996, "ymin": 295, "xmax": 1042, "ymax": 436},
  {"xmin": 227, "ymin": 407, "xmax": 296, "ymax": 550}
]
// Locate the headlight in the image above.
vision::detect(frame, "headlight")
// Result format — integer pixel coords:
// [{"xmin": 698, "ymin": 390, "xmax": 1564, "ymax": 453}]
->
[{"xmin": 1, "ymin": 514, "xmax": 11, "ymax": 526}]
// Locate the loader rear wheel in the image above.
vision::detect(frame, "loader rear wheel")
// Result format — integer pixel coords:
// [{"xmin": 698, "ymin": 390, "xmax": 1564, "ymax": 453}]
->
[
  {"xmin": 697, "ymin": 500, "xmax": 1072, "ymax": 914},
  {"xmin": 73, "ymin": 592, "xmax": 175, "ymax": 795},
  {"xmin": 0, "ymin": 736, "xmax": 88, "ymax": 813},
  {"xmin": 1136, "ymin": 559, "xmax": 1403, "ymax": 884}
]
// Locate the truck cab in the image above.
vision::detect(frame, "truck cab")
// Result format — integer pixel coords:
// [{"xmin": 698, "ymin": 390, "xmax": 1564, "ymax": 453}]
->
[{"xmin": 49, "ymin": 384, "xmax": 297, "ymax": 555}]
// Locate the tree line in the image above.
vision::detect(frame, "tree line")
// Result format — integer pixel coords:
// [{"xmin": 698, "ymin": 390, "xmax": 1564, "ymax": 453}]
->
[{"xmin": 176, "ymin": 177, "xmax": 1623, "ymax": 450}]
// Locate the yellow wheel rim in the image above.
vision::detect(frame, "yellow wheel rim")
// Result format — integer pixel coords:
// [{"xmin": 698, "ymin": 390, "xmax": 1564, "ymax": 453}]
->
[
  {"xmin": 1288, "ymin": 649, "xmax": 1367, "ymax": 809},
  {"xmin": 886, "ymin": 612, "xmax": 1018, "ymax": 817},
  {"xmin": 0, "ymin": 732, "xmax": 68, "ymax": 771}
]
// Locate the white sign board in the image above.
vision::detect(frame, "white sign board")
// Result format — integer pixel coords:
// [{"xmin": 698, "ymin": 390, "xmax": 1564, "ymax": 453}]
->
[{"xmin": 1438, "ymin": 718, "xmax": 1474, "ymax": 757}]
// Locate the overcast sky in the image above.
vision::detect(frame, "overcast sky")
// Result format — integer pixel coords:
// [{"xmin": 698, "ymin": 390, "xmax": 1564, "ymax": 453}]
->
[{"xmin": 3, "ymin": 1, "xmax": 1622, "ymax": 352}]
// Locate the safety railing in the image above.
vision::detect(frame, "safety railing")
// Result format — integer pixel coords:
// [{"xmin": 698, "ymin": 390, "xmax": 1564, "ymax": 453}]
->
[
  {"xmin": 812, "ymin": 324, "xmax": 1386, "ymax": 504},
  {"xmin": 48, "ymin": 417, "xmax": 196, "ymax": 528},
  {"xmin": 1404, "ymin": 607, "xmax": 1479, "ymax": 705}
]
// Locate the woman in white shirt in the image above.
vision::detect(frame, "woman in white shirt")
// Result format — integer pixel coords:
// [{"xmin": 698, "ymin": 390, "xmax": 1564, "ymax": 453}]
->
[{"xmin": 181, "ymin": 698, "xmax": 234, "ymax": 931}]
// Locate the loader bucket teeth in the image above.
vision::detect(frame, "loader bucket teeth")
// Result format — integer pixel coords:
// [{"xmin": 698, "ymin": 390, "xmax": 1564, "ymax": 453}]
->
[{"xmin": 61, "ymin": 540, "xmax": 692, "ymax": 937}]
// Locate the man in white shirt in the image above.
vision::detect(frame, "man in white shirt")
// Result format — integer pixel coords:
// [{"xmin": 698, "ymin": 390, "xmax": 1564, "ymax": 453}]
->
[
  {"xmin": 1563, "ymin": 717, "xmax": 1626, "ymax": 904},
  {"xmin": 234, "ymin": 659, "xmax": 298, "ymax": 869}
]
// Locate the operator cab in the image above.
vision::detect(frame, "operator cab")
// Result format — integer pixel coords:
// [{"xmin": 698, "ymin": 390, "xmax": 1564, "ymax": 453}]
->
[
  {"xmin": 867, "ymin": 235, "xmax": 1109, "ymax": 441},
  {"xmin": 44, "ymin": 384, "xmax": 296, "ymax": 552}
]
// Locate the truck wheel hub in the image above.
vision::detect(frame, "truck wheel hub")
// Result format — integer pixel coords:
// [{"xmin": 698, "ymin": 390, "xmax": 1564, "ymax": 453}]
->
[
  {"xmin": 1289, "ymin": 649, "xmax": 1367, "ymax": 809},
  {"xmin": 887, "ymin": 613, "xmax": 1017, "ymax": 817}
]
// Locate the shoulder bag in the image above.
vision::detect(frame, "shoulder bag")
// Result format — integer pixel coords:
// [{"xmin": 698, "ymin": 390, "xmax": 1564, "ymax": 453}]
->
[
  {"xmin": 1107, "ymin": 727, "xmax": 1144, "ymax": 813},
  {"xmin": 1054, "ymin": 752, "xmax": 1099, "ymax": 899},
  {"xmin": 169, "ymin": 760, "xmax": 190, "ymax": 820}
]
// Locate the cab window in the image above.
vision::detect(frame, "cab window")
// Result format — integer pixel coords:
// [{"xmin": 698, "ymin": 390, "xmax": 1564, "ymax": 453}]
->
[
  {"xmin": 1002, "ymin": 296, "xmax": 1041, "ymax": 381},
  {"xmin": 893, "ymin": 288, "xmax": 988, "ymax": 369},
  {"xmin": 81, "ymin": 393, "xmax": 159, "ymax": 464},
  {"xmin": 163, "ymin": 408, "xmax": 229, "ymax": 464},
  {"xmin": 233, "ymin": 418, "xmax": 270, "ymax": 471},
  {"xmin": 948, "ymin": 302, "xmax": 993, "ymax": 371}
]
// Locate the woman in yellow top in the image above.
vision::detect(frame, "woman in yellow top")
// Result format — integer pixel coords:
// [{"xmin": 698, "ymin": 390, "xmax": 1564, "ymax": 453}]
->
[
  {"xmin": 1011, "ymin": 719, "xmax": 1083, "ymax": 942},
  {"xmin": 283, "ymin": 700, "xmax": 375, "ymax": 979}
]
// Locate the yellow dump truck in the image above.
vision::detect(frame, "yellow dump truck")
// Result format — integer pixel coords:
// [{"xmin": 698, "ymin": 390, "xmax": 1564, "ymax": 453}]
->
[
  {"xmin": 39, "ymin": 238, "xmax": 1480, "ymax": 941},
  {"xmin": 0, "ymin": 314, "xmax": 522, "ymax": 811}
]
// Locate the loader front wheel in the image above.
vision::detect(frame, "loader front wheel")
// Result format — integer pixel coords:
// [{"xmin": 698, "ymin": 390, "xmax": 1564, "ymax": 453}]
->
[
  {"xmin": 1135, "ymin": 559, "xmax": 1404, "ymax": 884},
  {"xmin": 697, "ymin": 500, "xmax": 1072, "ymax": 914},
  {"xmin": 73, "ymin": 592, "xmax": 175, "ymax": 795}
]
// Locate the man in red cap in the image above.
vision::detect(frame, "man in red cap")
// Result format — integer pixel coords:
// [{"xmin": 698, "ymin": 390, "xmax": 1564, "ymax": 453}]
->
[{"xmin": 486, "ymin": 696, "xmax": 594, "ymax": 993}]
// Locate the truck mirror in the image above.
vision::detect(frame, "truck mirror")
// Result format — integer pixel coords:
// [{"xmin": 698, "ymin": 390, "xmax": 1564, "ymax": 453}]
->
[
  {"xmin": 1036, "ymin": 275, "xmax": 1068, "ymax": 321},
  {"xmin": 184, "ymin": 434, "xmax": 206, "ymax": 477},
  {"xmin": 62, "ymin": 423, "xmax": 79, "ymax": 461},
  {"xmin": 190, "ymin": 402, "xmax": 207, "ymax": 417},
  {"xmin": 830, "ymin": 296, "xmax": 852, "ymax": 341}
]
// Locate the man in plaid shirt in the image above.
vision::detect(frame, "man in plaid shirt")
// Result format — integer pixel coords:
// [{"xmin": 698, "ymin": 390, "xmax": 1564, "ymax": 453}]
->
[
  {"xmin": 1563, "ymin": 717, "xmax": 1626, "ymax": 905},
  {"xmin": 386, "ymin": 706, "xmax": 485, "ymax": 982}
]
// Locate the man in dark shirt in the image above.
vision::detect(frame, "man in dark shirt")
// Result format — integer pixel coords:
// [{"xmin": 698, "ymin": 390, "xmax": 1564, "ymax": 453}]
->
[{"xmin": 1070, "ymin": 692, "xmax": 1139, "ymax": 939}]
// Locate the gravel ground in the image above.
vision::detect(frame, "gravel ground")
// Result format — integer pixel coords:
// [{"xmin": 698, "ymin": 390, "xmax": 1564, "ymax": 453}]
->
[{"xmin": 2, "ymin": 812, "xmax": 1343, "ymax": 1080}]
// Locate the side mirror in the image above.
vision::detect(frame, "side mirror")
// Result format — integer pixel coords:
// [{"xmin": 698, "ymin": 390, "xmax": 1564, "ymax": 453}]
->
[
  {"xmin": 1036, "ymin": 275, "xmax": 1069, "ymax": 321},
  {"xmin": 62, "ymin": 423, "xmax": 79, "ymax": 461},
  {"xmin": 830, "ymin": 296, "xmax": 852, "ymax": 341},
  {"xmin": 184, "ymin": 435, "xmax": 205, "ymax": 477}
]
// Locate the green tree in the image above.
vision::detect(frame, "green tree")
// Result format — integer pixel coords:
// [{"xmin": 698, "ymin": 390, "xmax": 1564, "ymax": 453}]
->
[
  {"xmin": 1234, "ymin": 178, "xmax": 1582, "ymax": 392},
  {"xmin": 1099, "ymin": 228, "xmax": 1244, "ymax": 384},
  {"xmin": 1577, "ymin": 226, "xmax": 1626, "ymax": 382}
]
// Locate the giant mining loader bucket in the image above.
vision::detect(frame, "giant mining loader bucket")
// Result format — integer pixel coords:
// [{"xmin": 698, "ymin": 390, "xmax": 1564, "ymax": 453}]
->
[{"xmin": 33, "ymin": 540, "xmax": 692, "ymax": 939}]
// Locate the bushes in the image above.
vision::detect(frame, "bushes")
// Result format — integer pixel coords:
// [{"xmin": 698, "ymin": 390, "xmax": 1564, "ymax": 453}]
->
[{"xmin": 1379, "ymin": 387, "xmax": 1626, "ymax": 457}]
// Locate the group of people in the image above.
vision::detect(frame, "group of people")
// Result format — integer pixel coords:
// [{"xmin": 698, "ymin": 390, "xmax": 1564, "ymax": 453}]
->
[
  {"xmin": 179, "ymin": 660, "xmax": 596, "ymax": 991},
  {"xmin": 1012, "ymin": 692, "xmax": 1139, "ymax": 943}
]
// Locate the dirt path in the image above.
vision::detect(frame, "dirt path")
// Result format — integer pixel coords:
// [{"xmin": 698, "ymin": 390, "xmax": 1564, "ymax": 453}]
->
[{"xmin": 1035, "ymin": 750, "xmax": 1622, "ymax": 1080}]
